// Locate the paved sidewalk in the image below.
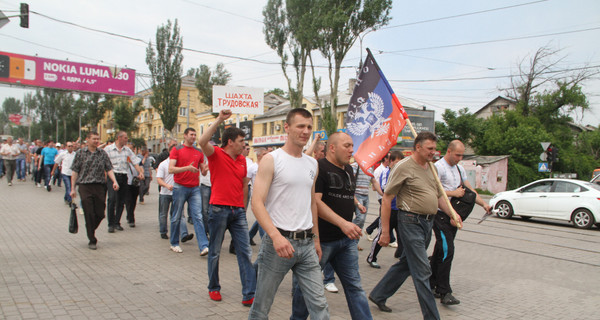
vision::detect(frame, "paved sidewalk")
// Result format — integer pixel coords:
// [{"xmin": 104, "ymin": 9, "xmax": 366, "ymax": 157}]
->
[{"xmin": 1, "ymin": 178, "xmax": 599, "ymax": 319}]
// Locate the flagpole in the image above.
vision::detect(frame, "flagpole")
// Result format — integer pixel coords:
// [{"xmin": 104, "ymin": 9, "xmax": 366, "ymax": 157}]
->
[{"xmin": 405, "ymin": 117, "xmax": 462, "ymax": 229}]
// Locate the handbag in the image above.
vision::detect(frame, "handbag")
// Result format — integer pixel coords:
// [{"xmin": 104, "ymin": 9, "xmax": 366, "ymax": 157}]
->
[
  {"xmin": 69, "ymin": 202, "xmax": 78, "ymax": 234},
  {"xmin": 127, "ymin": 158, "xmax": 140, "ymax": 187},
  {"xmin": 450, "ymin": 166, "xmax": 477, "ymax": 221}
]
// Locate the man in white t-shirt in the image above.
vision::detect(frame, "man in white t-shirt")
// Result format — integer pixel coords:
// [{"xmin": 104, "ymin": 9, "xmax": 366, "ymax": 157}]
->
[
  {"xmin": 248, "ymin": 108, "xmax": 327, "ymax": 319},
  {"xmin": 52, "ymin": 141, "xmax": 76, "ymax": 204},
  {"xmin": 156, "ymin": 158, "xmax": 192, "ymax": 241}
]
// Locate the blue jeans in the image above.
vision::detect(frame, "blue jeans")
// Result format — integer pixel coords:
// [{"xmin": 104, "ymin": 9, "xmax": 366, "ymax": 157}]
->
[
  {"xmin": 43, "ymin": 164, "xmax": 53, "ymax": 187},
  {"xmin": 248, "ymin": 221, "xmax": 265, "ymax": 241},
  {"xmin": 291, "ymin": 237, "xmax": 372, "ymax": 320},
  {"xmin": 0, "ymin": 158, "xmax": 3, "ymax": 176},
  {"xmin": 207, "ymin": 205, "xmax": 256, "ymax": 301},
  {"xmin": 249, "ymin": 234, "xmax": 328, "ymax": 319},
  {"xmin": 352, "ymin": 193, "xmax": 369, "ymax": 230},
  {"xmin": 369, "ymin": 210, "xmax": 440, "ymax": 320},
  {"xmin": 200, "ymin": 184, "xmax": 211, "ymax": 235},
  {"xmin": 62, "ymin": 175, "xmax": 72, "ymax": 203},
  {"xmin": 323, "ymin": 263, "xmax": 335, "ymax": 285},
  {"xmin": 170, "ymin": 184, "xmax": 208, "ymax": 251},
  {"xmin": 159, "ymin": 194, "xmax": 189, "ymax": 236},
  {"xmin": 16, "ymin": 159, "xmax": 26, "ymax": 180}
]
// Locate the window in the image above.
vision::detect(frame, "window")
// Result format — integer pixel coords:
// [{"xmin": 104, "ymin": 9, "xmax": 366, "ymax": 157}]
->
[
  {"xmin": 176, "ymin": 124, "xmax": 181, "ymax": 133},
  {"xmin": 270, "ymin": 122, "xmax": 274, "ymax": 135},
  {"xmin": 262, "ymin": 123, "xmax": 267, "ymax": 135},
  {"xmin": 179, "ymin": 107, "xmax": 188, "ymax": 117},
  {"xmin": 553, "ymin": 181, "xmax": 585, "ymax": 193},
  {"xmin": 200, "ymin": 125, "xmax": 204, "ymax": 134},
  {"xmin": 522, "ymin": 181, "xmax": 553, "ymax": 193}
]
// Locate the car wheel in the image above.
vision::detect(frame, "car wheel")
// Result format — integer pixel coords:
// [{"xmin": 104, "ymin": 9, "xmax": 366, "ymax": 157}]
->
[
  {"xmin": 571, "ymin": 209, "xmax": 595, "ymax": 229},
  {"xmin": 495, "ymin": 201, "xmax": 513, "ymax": 219},
  {"xmin": 521, "ymin": 216, "xmax": 532, "ymax": 221}
]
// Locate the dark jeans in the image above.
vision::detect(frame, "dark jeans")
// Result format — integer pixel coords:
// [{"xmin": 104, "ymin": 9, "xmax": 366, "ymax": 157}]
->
[
  {"xmin": 138, "ymin": 176, "xmax": 151, "ymax": 202},
  {"xmin": 125, "ymin": 184, "xmax": 139, "ymax": 223},
  {"xmin": 106, "ymin": 173, "xmax": 128, "ymax": 227},
  {"xmin": 78, "ymin": 183, "xmax": 107, "ymax": 244},
  {"xmin": 430, "ymin": 211, "xmax": 458, "ymax": 295},
  {"xmin": 52, "ymin": 167, "xmax": 62, "ymax": 186},
  {"xmin": 16, "ymin": 158, "xmax": 26, "ymax": 180},
  {"xmin": 62, "ymin": 175, "xmax": 72, "ymax": 203},
  {"xmin": 367, "ymin": 209, "xmax": 400, "ymax": 263},
  {"xmin": 43, "ymin": 164, "xmax": 53, "ymax": 187},
  {"xmin": 369, "ymin": 210, "xmax": 440, "ymax": 320}
]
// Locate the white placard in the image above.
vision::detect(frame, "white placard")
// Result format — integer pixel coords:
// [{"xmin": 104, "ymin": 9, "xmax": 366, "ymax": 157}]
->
[{"xmin": 212, "ymin": 86, "xmax": 264, "ymax": 115}]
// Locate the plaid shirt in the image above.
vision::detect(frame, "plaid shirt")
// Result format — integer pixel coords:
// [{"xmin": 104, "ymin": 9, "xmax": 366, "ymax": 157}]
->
[
  {"xmin": 104, "ymin": 143, "xmax": 140, "ymax": 174},
  {"xmin": 71, "ymin": 147, "xmax": 113, "ymax": 184}
]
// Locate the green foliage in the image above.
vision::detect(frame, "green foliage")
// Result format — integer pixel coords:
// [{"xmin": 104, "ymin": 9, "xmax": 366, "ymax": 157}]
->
[
  {"xmin": 435, "ymin": 108, "xmax": 484, "ymax": 151},
  {"xmin": 193, "ymin": 63, "xmax": 231, "ymax": 106},
  {"xmin": 131, "ymin": 137, "xmax": 147, "ymax": 150},
  {"xmin": 265, "ymin": 88, "xmax": 287, "ymax": 98},
  {"xmin": 321, "ymin": 102, "xmax": 338, "ymax": 135},
  {"xmin": 111, "ymin": 99, "xmax": 143, "ymax": 134},
  {"xmin": 146, "ymin": 19, "xmax": 183, "ymax": 133}
]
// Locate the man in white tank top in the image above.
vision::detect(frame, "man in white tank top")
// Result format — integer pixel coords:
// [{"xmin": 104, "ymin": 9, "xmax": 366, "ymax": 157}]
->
[{"xmin": 248, "ymin": 108, "xmax": 328, "ymax": 320}]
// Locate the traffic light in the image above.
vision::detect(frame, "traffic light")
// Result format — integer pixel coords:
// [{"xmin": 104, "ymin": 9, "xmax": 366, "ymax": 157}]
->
[
  {"xmin": 546, "ymin": 146, "xmax": 554, "ymax": 163},
  {"xmin": 20, "ymin": 3, "xmax": 28, "ymax": 28}
]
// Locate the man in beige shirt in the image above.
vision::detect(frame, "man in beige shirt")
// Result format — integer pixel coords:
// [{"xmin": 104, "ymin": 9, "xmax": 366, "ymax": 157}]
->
[{"xmin": 368, "ymin": 131, "xmax": 461, "ymax": 320}]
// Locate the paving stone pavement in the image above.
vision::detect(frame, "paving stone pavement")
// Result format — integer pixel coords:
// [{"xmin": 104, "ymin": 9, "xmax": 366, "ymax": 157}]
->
[{"xmin": 1, "ymin": 177, "xmax": 599, "ymax": 319}]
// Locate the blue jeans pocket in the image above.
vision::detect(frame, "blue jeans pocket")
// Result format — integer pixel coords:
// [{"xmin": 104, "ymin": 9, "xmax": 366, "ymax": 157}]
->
[{"xmin": 400, "ymin": 212, "xmax": 419, "ymax": 224}]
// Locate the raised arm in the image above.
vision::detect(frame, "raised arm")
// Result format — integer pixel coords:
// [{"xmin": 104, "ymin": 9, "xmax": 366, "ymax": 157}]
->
[{"xmin": 199, "ymin": 110, "xmax": 232, "ymax": 157}]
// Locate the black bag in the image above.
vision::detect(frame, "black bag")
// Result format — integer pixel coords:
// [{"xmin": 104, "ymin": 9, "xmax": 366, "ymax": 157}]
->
[
  {"xmin": 69, "ymin": 202, "xmax": 78, "ymax": 234},
  {"xmin": 450, "ymin": 167, "xmax": 477, "ymax": 221}
]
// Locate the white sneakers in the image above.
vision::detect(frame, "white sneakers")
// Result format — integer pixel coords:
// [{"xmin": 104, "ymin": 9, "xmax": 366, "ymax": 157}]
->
[
  {"xmin": 170, "ymin": 246, "xmax": 183, "ymax": 253},
  {"xmin": 324, "ymin": 283, "xmax": 339, "ymax": 293},
  {"xmin": 389, "ymin": 241, "xmax": 398, "ymax": 248},
  {"xmin": 200, "ymin": 247, "xmax": 209, "ymax": 256}
]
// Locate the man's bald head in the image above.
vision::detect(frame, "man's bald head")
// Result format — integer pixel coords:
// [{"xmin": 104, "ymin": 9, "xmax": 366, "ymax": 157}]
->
[
  {"xmin": 448, "ymin": 140, "xmax": 464, "ymax": 152},
  {"xmin": 445, "ymin": 139, "xmax": 465, "ymax": 166}
]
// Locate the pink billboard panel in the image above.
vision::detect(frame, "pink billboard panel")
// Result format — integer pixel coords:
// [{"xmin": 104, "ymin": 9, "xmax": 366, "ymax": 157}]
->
[{"xmin": 0, "ymin": 51, "xmax": 135, "ymax": 96}]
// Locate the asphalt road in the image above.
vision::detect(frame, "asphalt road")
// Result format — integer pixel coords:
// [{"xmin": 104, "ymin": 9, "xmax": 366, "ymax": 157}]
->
[{"xmin": 0, "ymin": 180, "xmax": 599, "ymax": 319}]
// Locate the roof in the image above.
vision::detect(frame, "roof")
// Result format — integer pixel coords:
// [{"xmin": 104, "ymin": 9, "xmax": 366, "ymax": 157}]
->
[
  {"xmin": 463, "ymin": 155, "xmax": 510, "ymax": 165},
  {"xmin": 473, "ymin": 96, "xmax": 517, "ymax": 116}
]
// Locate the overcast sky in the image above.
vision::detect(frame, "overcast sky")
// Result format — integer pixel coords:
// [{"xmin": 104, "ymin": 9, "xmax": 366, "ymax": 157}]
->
[{"xmin": 1, "ymin": 0, "xmax": 599, "ymax": 125}]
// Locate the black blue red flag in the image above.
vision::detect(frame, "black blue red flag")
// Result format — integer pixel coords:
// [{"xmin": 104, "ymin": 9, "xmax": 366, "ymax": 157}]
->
[{"xmin": 345, "ymin": 50, "xmax": 408, "ymax": 176}]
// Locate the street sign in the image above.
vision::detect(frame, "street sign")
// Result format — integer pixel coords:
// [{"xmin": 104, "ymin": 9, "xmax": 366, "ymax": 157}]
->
[
  {"xmin": 541, "ymin": 142, "xmax": 551, "ymax": 150},
  {"xmin": 538, "ymin": 162, "xmax": 550, "ymax": 173},
  {"xmin": 540, "ymin": 152, "xmax": 548, "ymax": 161}
]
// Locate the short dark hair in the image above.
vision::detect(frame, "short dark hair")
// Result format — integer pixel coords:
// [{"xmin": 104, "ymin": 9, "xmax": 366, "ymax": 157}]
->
[
  {"xmin": 183, "ymin": 127, "xmax": 196, "ymax": 135},
  {"xmin": 87, "ymin": 131, "xmax": 99, "ymax": 138},
  {"xmin": 286, "ymin": 108, "xmax": 312, "ymax": 124},
  {"xmin": 390, "ymin": 150, "xmax": 404, "ymax": 162},
  {"xmin": 221, "ymin": 127, "xmax": 245, "ymax": 148},
  {"xmin": 380, "ymin": 153, "xmax": 390, "ymax": 164},
  {"xmin": 413, "ymin": 131, "xmax": 437, "ymax": 150}
]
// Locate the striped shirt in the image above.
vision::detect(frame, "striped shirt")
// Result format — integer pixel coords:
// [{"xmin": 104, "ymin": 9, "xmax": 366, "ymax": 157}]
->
[{"xmin": 104, "ymin": 143, "xmax": 140, "ymax": 174}]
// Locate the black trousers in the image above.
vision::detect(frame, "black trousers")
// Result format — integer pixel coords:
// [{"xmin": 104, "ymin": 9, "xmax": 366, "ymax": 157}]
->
[
  {"xmin": 78, "ymin": 183, "xmax": 107, "ymax": 244},
  {"xmin": 367, "ymin": 209, "xmax": 400, "ymax": 263},
  {"xmin": 429, "ymin": 211, "xmax": 458, "ymax": 294},
  {"xmin": 126, "ymin": 184, "xmax": 139, "ymax": 223},
  {"xmin": 106, "ymin": 173, "xmax": 128, "ymax": 227}
]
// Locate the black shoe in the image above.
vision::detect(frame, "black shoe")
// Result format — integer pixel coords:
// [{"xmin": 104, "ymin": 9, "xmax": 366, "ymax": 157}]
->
[
  {"xmin": 368, "ymin": 295, "xmax": 391, "ymax": 313},
  {"xmin": 161, "ymin": 234, "xmax": 169, "ymax": 239},
  {"xmin": 250, "ymin": 239, "xmax": 256, "ymax": 246},
  {"xmin": 88, "ymin": 243, "xmax": 97, "ymax": 250},
  {"xmin": 128, "ymin": 222, "xmax": 135, "ymax": 228},
  {"xmin": 441, "ymin": 293, "xmax": 460, "ymax": 305},
  {"xmin": 47, "ymin": 185, "xmax": 51, "ymax": 192},
  {"xmin": 368, "ymin": 261, "xmax": 381, "ymax": 269},
  {"xmin": 433, "ymin": 291, "xmax": 442, "ymax": 299},
  {"xmin": 108, "ymin": 226, "xmax": 115, "ymax": 233},
  {"xmin": 187, "ymin": 217, "xmax": 193, "ymax": 224},
  {"xmin": 181, "ymin": 234, "xmax": 194, "ymax": 243},
  {"xmin": 115, "ymin": 225, "xmax": 124, "ymax": 231}
]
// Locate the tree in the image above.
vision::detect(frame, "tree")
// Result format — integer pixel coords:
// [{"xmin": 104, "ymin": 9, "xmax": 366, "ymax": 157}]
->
[
  {"xmin": 265, "ymin": 88, "xmax": 287, "ymax": 98},
  {"xmin": 435, "ymin": 108, "xmax": 485, "ymax": 151},
  {"xmin": 0, "ymin": 97, "xmax": 22, "ymax": 135},
  {"xmin": 263, "ymin": 0, "xmax": 321, "ymax": 109},
  {"xmin": 146, "ymin": 19, "xmax": 183, "ymax": 134},
  {"xmin": 111, "ymin": 98, "xmax": 143, "ymax": 134},
  {"xmin": 192, "ymin": 63, "xmax": 232, "ymax": 106},
  {"xmin": 318, "ymin": 0, "xmax": 392, "ymax": 132}
]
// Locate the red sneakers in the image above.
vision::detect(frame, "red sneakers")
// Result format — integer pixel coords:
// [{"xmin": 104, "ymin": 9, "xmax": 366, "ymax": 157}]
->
[
  {"xmin": 209, "ymin": 291, "xmax": 222, "ymax": 301},
  {"xmin": 242, "ymin": 297, "xmax": 254, "ymax": 307}
]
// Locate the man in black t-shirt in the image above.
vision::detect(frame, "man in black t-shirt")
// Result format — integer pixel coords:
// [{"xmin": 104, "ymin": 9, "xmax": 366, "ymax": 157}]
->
[{"xmin": 291, "ymin": 132, "xmax": 372, "ymax": 320}]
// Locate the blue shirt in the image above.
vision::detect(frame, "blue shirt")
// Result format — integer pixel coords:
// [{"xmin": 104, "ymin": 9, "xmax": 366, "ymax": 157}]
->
[{"xmin": 41, "ymin": 147, "xmax": 58, "ymax": 165}]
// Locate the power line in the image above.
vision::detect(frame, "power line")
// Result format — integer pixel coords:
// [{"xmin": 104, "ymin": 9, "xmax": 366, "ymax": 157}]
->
[
  {"xmin": 377, "ymin": 26, "xmax": 600, "ymax": 54},
  {"xmin": 178, "ymin": 0, "xmax": 263, "ymax": 23},
  {"xmin": 388, "ymin": 65, "xmax": 600, "ymax": 83},
  {"xmin": 382, "ymin": 0, "xmax": 548, "ymax": 30}
]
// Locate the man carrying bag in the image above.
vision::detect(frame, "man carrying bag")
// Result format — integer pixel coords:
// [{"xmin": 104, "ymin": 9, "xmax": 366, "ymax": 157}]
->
[{"xmin": 429, "ymin": 140, "xmax": 491, "ymax": 305}]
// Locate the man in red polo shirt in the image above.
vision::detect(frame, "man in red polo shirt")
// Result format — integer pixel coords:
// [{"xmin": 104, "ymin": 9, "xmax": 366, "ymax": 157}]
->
[
  {"xmin": 168, "ymin": 128, "xmax": 209, "ymax": 255},
  {"xmin": 199, "ymin": 109, "xmax": 256, "ymax": 307}
]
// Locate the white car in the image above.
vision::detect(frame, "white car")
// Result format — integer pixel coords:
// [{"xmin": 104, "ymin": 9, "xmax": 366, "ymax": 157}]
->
[{"xmin": 489, "ymin": 178, "xmax": 600, "ymax": 229}]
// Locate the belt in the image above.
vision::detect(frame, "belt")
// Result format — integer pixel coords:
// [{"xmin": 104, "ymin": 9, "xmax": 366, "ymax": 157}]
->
[
  {"xmin": 418, "ymin": 214, "xmax": 435, "ymax": 221},
  {"xmin": 114, "ymin": 173, "xmax": 127, "ymax": 176},
  {"xmin": 277, "ymin": 228, "xmax": 314, "ymax": 240}
]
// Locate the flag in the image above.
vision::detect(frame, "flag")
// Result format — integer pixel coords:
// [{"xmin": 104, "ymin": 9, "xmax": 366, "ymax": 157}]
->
[{"xmin": 345, "ymin": 50, "xmax": 408, "ymax": 176}]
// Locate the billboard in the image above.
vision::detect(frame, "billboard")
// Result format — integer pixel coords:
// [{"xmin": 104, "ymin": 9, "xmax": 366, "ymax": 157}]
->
[
  {"xmin": 0, "ymin": 51, "xmax": 135, "ymax": 96},
  {"xmin": 212, "ymin": 85, "xmax": 264, "ymax": 115},
  {"xmin": 396, "ymin": 108, "xmax": 435, "ymax": 149}
]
